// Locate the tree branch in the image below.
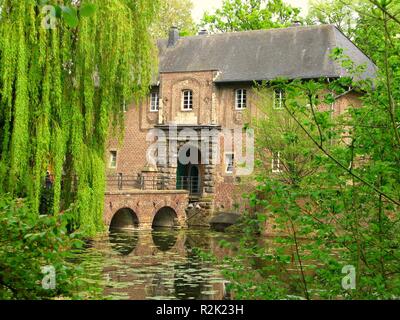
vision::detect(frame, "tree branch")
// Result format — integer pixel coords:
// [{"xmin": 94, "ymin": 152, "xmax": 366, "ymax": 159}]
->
[
  {"xmin": 309, "ymin": 94, "xmax": 324, "ymax": 148},
  {"xmin": 383, "ymin": 13, "xmax": 400, "ymax": 147},
  {"xmin": 368, "ymin": 0, "xmax": 400, "ymax": 26},
  {"xmin": 283, "ymin": 103, "xmax": 400, "ymax": 206}
]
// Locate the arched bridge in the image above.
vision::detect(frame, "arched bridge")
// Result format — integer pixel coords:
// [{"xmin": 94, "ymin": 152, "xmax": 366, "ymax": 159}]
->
[{"xmin": 104, "ymin": 189, "xmax": 189, "ymax": 230}]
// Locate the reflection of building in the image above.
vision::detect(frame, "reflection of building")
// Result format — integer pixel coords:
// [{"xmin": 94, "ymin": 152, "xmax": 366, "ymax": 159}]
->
[{"xmin": 106, "ymin": 25, "xmax": 376, "ymax": 226}]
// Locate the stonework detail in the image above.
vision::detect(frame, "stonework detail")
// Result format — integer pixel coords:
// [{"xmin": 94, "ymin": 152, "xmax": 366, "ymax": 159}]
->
[{"xmin": 104, "ymin": 190, "xmax": 189, "ymax": 229}]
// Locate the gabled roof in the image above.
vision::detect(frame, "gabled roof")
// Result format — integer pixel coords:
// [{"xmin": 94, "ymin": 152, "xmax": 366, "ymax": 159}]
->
[{"xmin": 156, "ymin": 25, "xmax": 376, "ymax": 83}]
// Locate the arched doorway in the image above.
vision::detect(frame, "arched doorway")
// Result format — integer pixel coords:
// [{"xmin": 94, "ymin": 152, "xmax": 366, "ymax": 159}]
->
[
  {"xmin": 110, "ymin": 208, "xmax": 139, "ymax": 230},
  {"xmin": 152, "ymin": 207, "xmax": 178, "ymax": 228},
  {"xmin": 176, "ymin": 146, "xmax": 202, "ymax": 195}
]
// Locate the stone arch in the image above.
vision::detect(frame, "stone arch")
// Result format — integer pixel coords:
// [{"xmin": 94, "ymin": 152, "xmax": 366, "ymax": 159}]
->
[
  {"xmin": 152, "ymin": 206, "xmax": 178, "ymax": 228},
  {"xmin": 110, "ymin": 207, "xmax": 139, "ymax": 230}
]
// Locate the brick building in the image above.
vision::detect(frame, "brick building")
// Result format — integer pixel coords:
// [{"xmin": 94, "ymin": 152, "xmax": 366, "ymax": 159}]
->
[{"xmin": 106, "ymin": 24, "xmax": 376, "ymax": 227}]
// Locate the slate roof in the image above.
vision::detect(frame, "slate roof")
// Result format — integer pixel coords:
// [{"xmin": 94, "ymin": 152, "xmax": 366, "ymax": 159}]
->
[{"xmin": 156, "ymin": 25, "xmax": 376, "ymax": 83}]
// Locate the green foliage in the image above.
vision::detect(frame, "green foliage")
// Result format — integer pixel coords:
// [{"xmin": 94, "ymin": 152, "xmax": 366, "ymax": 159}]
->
[
  {"xmin": 354, "ymin": 0, "xmax": 400, "ymax": 64},
  {"xmin": 0, "ymin": 0, "xmax": 159, "ymax": 236},
  {"xmin": 200, "ymin": 0, "xmax": 301, "ymax": 33},
  {"xmin": 306, "ymin": 0, "xmax": 362, "ymax": 40},
  {"xmin": 79, "ymin": 4, "xmax": 97, "ymax": 18},
  {"xmin": 251, "ymin": 81, "xmax": 320, "ymax": 186},
  {"xmin": 0, "ymin": 195, "xmax": 85, "ymax": 299},
  {"xmin": 220, "ymin": 2, "xmax": 400, "ymax": 299},
  {"xmin": 151, "ymin": 0, "xmax": 196, "ymax": 38}
]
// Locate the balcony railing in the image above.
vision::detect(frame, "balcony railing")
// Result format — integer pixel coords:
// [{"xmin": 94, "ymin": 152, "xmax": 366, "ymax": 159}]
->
[
  {"xmin": 176, "ymin": 176, "xmax": 201, "ymax": 195},
  {"xmin": 106, "ymin": 174, "xmax": 201, "ymax": 195}
]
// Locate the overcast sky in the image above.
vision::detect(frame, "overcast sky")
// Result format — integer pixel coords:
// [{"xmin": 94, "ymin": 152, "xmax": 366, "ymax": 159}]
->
[{"xmin": 192, "ymin": 0, "xmax": 310, "ymax": 23}]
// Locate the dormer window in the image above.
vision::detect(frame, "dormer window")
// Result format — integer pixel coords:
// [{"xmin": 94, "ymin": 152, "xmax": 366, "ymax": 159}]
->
[
  {"xmin": 150, "ymin": 92, "xmax": 159, "ymax": 112},
  {"xmin": 273, "ymin": 89, "xmax": 285, "ymax": 109},
  {"xmin": 235, "ymin": 89, "xmax": 247, "ymax": 110},
  {"xmin": 182, "ymin": 90, "xmax": 193, "ymax": 111}
]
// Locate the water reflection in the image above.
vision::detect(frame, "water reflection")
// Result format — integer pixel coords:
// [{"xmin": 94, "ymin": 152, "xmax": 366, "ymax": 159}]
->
[
  {"xmin": 109, "ymin": 229, "xmax": 139, "ymax": 256},
  {"xmin": 84, "ymin": 228, "xmax": 237, "ymax": 300},
  {"xmin": 151, "ymin": 228, "xmax": 178, "ymax": 252},
  {"xmin": 173, "ymin": 241, "xmax": 206, "ymax": 300}
]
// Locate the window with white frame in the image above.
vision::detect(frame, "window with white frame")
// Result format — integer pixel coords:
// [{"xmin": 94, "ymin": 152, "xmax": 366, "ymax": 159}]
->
[
  {"xmin": 182, "ymin": 90, "xmax": 193, "ymax": 110},
  {"xmin": 225, "ymin": 153, "xmax": 234, "ymax": 174},
  {"xmin": 272, "ymin": 152, "xmax": 282, "ymax": 173},
  {"xmin": 273, "ymin": 89, "xmax": 285, "ymax": 109},
  {"xmin": 235, "ymin": 89, "xmax": 247, "ymax": 110},
  {"xmin": 150, "ymin": 92, "xmax": 159, "ymax": 112},
  {"xmin": 109, "ymin": 151, "xmax": 117, "ymax": 168}
]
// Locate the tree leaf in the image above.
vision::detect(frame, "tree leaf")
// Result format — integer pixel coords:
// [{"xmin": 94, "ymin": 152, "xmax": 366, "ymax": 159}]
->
[
  {"xmin": 62, "ymin": 6, "xmax": 79, "ymax": 28},
  {"xmin": 54, "ymin": 5, "xmax": 62, "ymax": 19},
  {"xmin": 80, "ymin": 4, "xmax": 96, "ymax": 17}
]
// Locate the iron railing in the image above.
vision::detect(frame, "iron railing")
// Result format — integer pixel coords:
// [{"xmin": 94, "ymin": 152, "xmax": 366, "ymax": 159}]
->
[
  {"xmin": 107, "ymin": 174, "xmax": 140, "ymax": 190},
  {"xmin": 106, "ymin": 174, "xmax": 201, "ymax": 195},
  {"xmin": 176, "ymin": 176, "xmax": 201, "ymax": 195}
]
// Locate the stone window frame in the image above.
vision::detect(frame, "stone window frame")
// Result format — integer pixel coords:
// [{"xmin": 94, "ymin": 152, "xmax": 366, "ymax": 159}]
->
[
  {"xmin": 149, "ymin": 92, "xmax": 159, "ymax": 112},
  {"xmin": 271, "ymin": 151, "xmax": 282, "ymax": 173},
  {"xmin": 224, "ymin": 152, "xmax": 235, "ymax": 174},
  {"xmin": 181, "ymin": 89, "xmax": 193, "ymax": 111},
  {"xmin": 235, "ymin": 88, "xmax": 247, "ymax": 110},
  {"xmin": 109, "ymin": 150, "xmax": 117, "ymax": 169},
  {"xmin": 273, "ymin": 88, "xmax": 285, "ymax": 110}
]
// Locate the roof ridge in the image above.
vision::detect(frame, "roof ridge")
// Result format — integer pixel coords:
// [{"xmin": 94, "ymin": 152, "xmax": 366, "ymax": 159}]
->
[
  {"xmin": 159, "ymin": 24, "xmax": 335, "ymax": 42},
  {"xmin": 156, "ymin": 24, "xmax": 376, "ymax": 83}
]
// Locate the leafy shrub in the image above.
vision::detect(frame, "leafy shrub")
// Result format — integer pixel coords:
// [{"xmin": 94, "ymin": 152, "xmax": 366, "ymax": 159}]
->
[{"xmin": 0, "ymin": 195, "xmax": 84, "ymax": 299}]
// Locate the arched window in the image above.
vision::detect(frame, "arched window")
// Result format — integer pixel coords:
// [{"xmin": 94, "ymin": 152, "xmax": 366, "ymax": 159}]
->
[
  {"xmin": 235, "ymin": 89, "xmax": 247, "ymax": 110},
  {"xmin": 182, "ymin": 90, "xmax": 193, "ymax": 110}
]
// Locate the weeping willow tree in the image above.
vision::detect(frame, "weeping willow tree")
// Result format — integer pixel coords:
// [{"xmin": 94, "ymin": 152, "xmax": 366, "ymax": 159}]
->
[{"xmin": 0, "ymin": 0, "xmax": 158, "ymax": 236}]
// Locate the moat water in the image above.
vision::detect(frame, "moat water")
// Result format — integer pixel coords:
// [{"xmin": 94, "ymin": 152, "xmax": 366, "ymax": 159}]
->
[{"xmin": 75, "ymin": 228, "xmax": 239, "ymax": 300}]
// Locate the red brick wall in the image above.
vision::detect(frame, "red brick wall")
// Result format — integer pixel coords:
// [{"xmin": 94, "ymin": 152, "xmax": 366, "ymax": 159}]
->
[
  {"xmin": 106, "ymin": 102, "xmax": 152, "ymax": 176},
  {"xmin": 105, "ymin": 70, "xmax": 364, "ymax": 217},
  {"xmin": 104, "ymin": 190, "xmax": 189, "ymax": 229}
]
